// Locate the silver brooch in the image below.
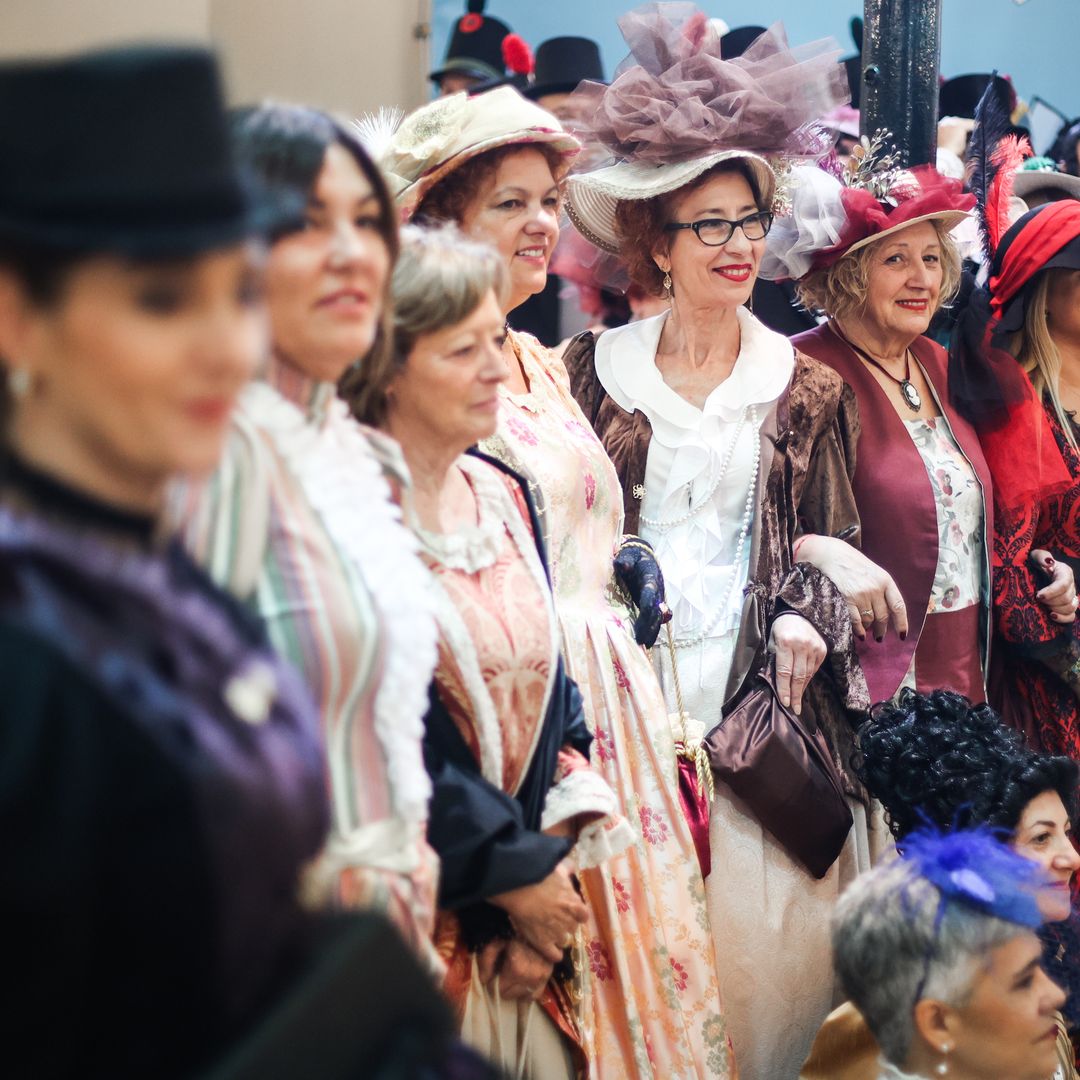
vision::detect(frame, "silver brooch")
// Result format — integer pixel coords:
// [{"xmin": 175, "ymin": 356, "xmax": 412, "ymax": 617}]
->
[
  {"xmin": 632, "ymin": 484, "xmax": 646, "ymax": 500},
  {"xmin": 224, "ymin": 660, "xmax": 278, "ymax": 725}
]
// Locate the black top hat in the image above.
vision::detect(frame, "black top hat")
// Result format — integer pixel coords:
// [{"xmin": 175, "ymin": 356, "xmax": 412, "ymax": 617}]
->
[
  {"xmin": 430, "ymin": 1, "xmax": 512, "ymax": 85},
  {"xmin": 720, "ymin": 26, "xmax": 767, "ymax": 60},
  {"xmin": 940, "ymin": 73, "xmax": 1015, "ymax": 120},
  {"xmin": 0, "ymin": 45, "xmax": 263, "ymax": 255},
  {"xmin": 524, "ymin": 37, "xmax": 605, "ymax": 100}
]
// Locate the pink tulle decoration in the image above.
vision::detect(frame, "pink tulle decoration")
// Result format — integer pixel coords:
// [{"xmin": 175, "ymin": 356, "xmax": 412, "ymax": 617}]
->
[{"xmin": 567, "ymin": 3, "xmax": 849, "ymax": 165}]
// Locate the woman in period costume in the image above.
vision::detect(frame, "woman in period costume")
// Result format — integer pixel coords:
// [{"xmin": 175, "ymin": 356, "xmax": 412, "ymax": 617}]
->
[
  {"xmin": 359, "ymin": 223, "xmax": 625, "ymax": 1078},
  {"xmin": 179, "ymin": 104, "xmax": 443, "ymax": 968},
  {"xmin": 833, "ymin": 827, "xmax": 1067, "ymax": 1080},
  {"xmin": 802, "ymin": 689, "xmax": 1080, "ymax": 1079},
  {"xmin": 762, "ymin": 146, "xmax": 1077, "ymax": 712},
  {"xmin": 369, "ymin": 81, "xmax": 733, "ymax": 1079},
  {"xmin": 0, "ymin": 48, "xmax": 332, "ymax": 1077},
  {"xmin": 947, "ymin": 91, "xmax": 1080, "ymax": 760},
  {"xmin": 562, "ymin": 8, "xmax": 886, "ymax": 1076}
]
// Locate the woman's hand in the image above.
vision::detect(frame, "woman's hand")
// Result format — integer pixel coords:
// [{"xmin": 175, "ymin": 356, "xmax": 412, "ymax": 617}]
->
[
  {"xmin": 796, "ymin": 534, "xmax": 909, "ymax": 642},
  {"xmin": 489, "ymin": 859, "xmax": 588, "ymax": 962},
  {"xmin": 495, "ymin": 939, "xmax": 556, "ymax": 1002},
  {"xmin": 1032, "ymin": 549, "xmax": 1079, "ymax": 625},
  {"xmin": 769, "ymin": 613, "xmax": 827, "ymax": 716}
]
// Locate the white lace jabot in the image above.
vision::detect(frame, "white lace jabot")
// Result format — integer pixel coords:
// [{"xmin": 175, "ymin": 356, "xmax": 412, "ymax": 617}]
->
[{"xmin": 593, "ymin": 307, "xmax": 794, "ymax": 649}]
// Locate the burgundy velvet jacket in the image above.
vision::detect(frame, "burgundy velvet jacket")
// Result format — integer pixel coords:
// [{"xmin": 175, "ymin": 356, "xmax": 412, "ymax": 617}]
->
[
  {"xmin": 792, "ymin": 324, "xmax": 994, "ymax": 705},
  {"xmin": 564, "ymin": 329, "xmax": 872, "ymax": 801}
]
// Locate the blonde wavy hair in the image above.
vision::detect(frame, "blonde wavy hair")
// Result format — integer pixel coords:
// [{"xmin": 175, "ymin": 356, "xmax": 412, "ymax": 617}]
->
[
  {"xmin": 796, "ymin": 220, "xmax": 963, "ymax": 322},
  {"xmin": 1008, "ymin": 271, "xmax": 1078, "ymax": 450}
]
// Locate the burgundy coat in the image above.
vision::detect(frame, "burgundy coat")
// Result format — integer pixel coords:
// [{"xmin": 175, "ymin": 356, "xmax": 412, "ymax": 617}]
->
[{"xmin": 792, "ymin": 324, "xmax": 994, "ymax": 705}]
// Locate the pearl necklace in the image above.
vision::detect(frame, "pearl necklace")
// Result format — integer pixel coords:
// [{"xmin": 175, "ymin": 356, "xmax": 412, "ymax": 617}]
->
[
  {"xmin": 641, "ymin": 405, "xmax": 757, "ymax": 532},
  {"xmin": 671, "ymin": 415, "xmax": 761, "ymax": 650}
]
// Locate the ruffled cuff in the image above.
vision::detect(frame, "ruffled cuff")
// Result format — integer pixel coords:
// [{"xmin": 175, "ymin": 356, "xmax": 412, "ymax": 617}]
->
[{"xmin": 540, "ymin": 761, "xmax": 634, "ymax": 871}]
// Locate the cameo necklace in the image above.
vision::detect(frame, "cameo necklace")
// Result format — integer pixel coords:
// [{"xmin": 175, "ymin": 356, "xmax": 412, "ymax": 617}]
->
[{"xmin": 830, "ymin": 321, "xmax": 922, "ymax": 412}]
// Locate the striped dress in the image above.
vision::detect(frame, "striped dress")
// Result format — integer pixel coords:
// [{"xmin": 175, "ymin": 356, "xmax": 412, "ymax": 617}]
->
[{"xmin": 178, "ymin": 356, "xmax": 441, "ymax": 970}]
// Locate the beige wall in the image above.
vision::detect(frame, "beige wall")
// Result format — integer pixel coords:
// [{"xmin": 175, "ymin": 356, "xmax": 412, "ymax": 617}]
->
[
  {"xmin": 0, "ymin": 1, "xmax": 211, "ymax": 56},
  {"xmin": 0, "ymin": 0, "xmax": 429, "ymax": 116},
  {"xmin": 211, "ymin": 0, "xmax": 429, "ymax": 117}
]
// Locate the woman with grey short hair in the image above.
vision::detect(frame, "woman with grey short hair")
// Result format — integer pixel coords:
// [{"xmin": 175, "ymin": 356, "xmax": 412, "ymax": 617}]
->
[{"xmin": 833, "ymin": 827, "xmax": 1066, "ymax": 1080}]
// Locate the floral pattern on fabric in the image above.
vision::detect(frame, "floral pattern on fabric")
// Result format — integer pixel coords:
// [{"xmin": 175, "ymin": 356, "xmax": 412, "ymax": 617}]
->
[
  {"xmin": 485, "ymin": 331, "xmax": 732, "ymax": 1080},
  {"xmin": 904, "ymin": 417, "xmax": 983, "ymax": 614}
]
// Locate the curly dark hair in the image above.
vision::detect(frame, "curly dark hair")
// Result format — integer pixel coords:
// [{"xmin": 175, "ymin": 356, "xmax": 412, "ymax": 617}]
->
[{"xmin": 856, "ymin": 687, "xmax": 1078, "ymax": 841}]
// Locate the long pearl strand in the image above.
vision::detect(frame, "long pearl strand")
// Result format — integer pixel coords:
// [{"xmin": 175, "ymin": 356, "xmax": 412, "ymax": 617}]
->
[
  {"xmin": 641, "ymin": 405, "xmax": 756, "ymax": 532},
  {"xmin": 672, "ymin": 417, "xmax": 761, "ymax": 650}
]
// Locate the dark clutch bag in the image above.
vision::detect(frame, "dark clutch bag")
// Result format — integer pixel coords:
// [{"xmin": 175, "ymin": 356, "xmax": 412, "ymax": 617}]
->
[{"xmin": 703, "ymin": 667, "xmax": 852, "ymax": 879}]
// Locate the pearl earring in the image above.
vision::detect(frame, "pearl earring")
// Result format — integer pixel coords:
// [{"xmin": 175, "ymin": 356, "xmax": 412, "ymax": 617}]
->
[
  {"xmin": 935, "ymin": 1044, "xmax": 952, "ymax": 1076},
  {"xmin": 662, "ymin": 271, "xmax": 673, "ymax": 298}
]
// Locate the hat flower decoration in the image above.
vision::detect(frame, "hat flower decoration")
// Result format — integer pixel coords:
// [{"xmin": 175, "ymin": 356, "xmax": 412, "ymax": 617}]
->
[
  {"xmin": 563, "ymin": 1, "xmax": 850, "ymax": 255},
  {"xmin": 356, "ymin": 84, "xmax": 579, "ymax": 223},
  {"xmin": 759, "ymin": 130, "xmax": 974, "ymax": 282}
]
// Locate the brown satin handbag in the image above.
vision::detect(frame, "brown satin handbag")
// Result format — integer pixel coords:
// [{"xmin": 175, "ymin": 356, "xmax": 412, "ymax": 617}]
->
[{"xmin": 704, "ymin": 667, "xmax": 852, "ymax": 879}]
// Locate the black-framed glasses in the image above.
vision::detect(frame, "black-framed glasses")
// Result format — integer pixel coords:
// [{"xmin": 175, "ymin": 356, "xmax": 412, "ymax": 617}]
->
[{"xmin": 663, "ymin": 210, "xmax": 774, "ymax": 247}]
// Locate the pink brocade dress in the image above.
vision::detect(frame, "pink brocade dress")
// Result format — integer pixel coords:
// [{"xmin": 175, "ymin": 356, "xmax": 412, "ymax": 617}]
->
[{"xmin": 486, "ymin": 331, "xmax": 734, "ymax": 1080}]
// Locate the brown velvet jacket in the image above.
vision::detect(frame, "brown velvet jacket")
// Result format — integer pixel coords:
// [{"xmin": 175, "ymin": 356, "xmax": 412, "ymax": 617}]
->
[{"xmin": 564, "ymin": 330, "xmax": 872, "ymax": 802}]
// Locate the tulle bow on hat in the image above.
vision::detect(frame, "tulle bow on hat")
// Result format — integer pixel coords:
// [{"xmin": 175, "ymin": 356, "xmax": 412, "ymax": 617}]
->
[{"xmin": 570, "ymin": 4, "xmax": 845, "ymax": 165}]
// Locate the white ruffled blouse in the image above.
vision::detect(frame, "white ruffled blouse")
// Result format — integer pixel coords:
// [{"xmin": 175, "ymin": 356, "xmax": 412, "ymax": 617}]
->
[{"xmin": 595, "ymin": 307, "xmax": 794, "ymax": 656}]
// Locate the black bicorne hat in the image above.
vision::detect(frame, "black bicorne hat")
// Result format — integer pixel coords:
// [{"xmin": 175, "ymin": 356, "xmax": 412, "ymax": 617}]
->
[
  {"xmin": 430, "ymin": 1, "xmax": 511, "ymax": 85},
  {"xmin": 524, "ymin": 37, "xmax": 605, "ymax": 100},
  {"xmin": 0, "ymin": 45, "xmax": 270, "ymax": 255},
  {"xmin": 939, "ymin": 73, "xmax": 1015, "ymax": 120}
]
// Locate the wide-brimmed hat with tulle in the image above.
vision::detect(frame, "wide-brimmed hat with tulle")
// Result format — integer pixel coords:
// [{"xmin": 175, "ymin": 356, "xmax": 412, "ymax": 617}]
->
[
  {"xmin": 358, "ymin": 86, "xmax": 580, "ymax": 222},
  {"xmin": 563, "ymin": 4, "xmax": 850, "ymax": 255}
]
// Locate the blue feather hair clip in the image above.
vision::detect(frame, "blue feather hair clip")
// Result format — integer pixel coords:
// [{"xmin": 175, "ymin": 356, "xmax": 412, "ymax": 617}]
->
[{"xmin": 901, "ymin": 825, "xmax": 1046, "ymax": 929}]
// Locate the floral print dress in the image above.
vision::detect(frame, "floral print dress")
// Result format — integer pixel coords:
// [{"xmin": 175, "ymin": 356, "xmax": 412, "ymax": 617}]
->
[
  {"xmin": 900, "ymin": 416, "xmax": 986, "ymax": 698},
  {"xmin": 485, "ymin": 331, "xmax": 734, "ymax": 1080}
]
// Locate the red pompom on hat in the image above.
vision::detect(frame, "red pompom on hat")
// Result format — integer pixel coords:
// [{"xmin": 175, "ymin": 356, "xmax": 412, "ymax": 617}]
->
[{"xmin": 502, "ymin": 34, "xmax": 534, "ymax": 76}]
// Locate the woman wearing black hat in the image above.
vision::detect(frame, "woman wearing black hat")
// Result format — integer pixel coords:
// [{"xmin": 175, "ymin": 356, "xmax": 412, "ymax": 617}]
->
[{"xmin": 0, "ymin": 46, "xmax": 333, "ymax": 1077}]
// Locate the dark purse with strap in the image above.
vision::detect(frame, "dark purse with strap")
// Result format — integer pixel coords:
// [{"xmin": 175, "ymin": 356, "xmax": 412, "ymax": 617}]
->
[{"xmin": 703, "ymin": 666, "xmax": 852, "ymax": 879}]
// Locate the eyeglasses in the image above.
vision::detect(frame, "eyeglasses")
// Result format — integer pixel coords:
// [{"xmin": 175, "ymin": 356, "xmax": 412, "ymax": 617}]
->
[{"xmin": 663, "ymin": 210, "xmax": 774, "ymax": 247}]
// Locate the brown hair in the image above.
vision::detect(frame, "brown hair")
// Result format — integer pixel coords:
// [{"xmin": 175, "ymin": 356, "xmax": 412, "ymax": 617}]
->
[
  {"xmin": 343, "ymin": 224, "xmax": 509, "ymax": 427},
  {"xmin": 796, "ymin": 220, "xmax": 962, "ymax": 322},
  {"xmin": 414, "ymin": 142, "xmax": 567, "ymax": 226},
  {"xmin": 614, "ymin": 160, "xmax": 767, "ymax": 297}
]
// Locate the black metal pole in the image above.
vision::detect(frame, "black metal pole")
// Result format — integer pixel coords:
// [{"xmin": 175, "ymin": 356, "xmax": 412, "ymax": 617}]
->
[{"xmin": 860, "ymin": 0, "xmax": 942, "ymax": 166}]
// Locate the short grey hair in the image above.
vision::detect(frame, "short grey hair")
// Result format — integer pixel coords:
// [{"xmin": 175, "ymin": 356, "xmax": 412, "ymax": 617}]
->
[
  {"xmin": 832, "ymin": 857, "xmax": 1027, "ymax": 1065},
  {"xmin": 342, "ymin": 223, "xmax": 508, "ymax": 426}
]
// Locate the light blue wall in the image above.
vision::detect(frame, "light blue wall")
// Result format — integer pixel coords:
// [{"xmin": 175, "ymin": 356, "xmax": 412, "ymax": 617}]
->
[{"xmin": 432, "ymin": 1, "xmax": 1080, "ymax": 129}]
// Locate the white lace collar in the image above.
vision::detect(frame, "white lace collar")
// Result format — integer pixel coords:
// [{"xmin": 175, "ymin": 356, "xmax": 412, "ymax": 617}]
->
[
  {"xmin": 594, "ymin": 306, "xmax": 795, "ymax": 442},
  {"xmin": 413, "ymin": 457, "xmax": 508, "ymax": 573},
  {"xmin": 242, "ymin": 379, "xmax": 438, "ymax": 825}
]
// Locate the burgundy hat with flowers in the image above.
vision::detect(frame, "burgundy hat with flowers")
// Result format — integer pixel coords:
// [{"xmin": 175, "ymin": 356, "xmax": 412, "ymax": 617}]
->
[{"xmin": 760, "ymin": 132, "xmax": 973, "ymax": 281}]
